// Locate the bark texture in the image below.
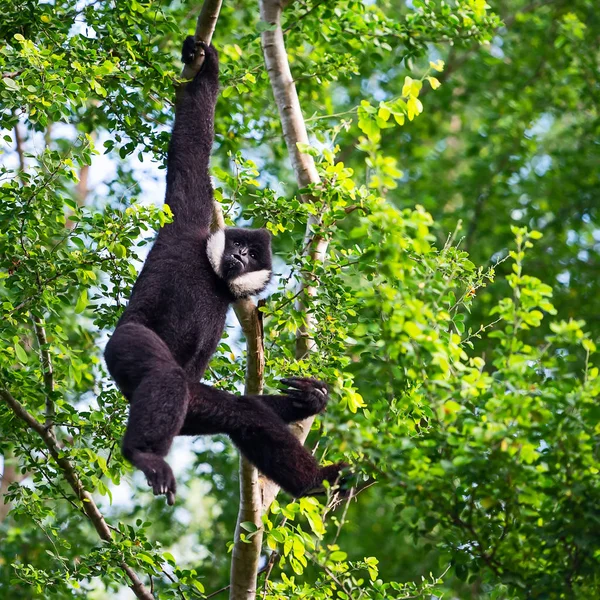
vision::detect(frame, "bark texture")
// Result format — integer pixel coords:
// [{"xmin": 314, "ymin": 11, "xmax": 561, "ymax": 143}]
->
[{"xmin": 229, "ymin": 0, "xmax": 329, "ymax": 597}]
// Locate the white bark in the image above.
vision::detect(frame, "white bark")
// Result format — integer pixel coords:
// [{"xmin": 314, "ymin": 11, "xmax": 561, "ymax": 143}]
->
[{"xmin": 229, "ymin": 0, "xmax": 330, "ymax": 597}]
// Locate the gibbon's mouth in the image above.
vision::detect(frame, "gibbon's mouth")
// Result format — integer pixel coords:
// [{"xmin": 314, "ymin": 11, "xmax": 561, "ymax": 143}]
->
[{"xmin": 223, "ymin": 256, "xmax": 245, "ymax": 277}]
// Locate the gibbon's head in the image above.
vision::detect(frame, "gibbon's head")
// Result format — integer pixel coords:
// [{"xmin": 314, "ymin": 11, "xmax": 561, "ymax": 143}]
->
[{"xmin": 206, "ymin": 227, "xmax": 272, "ymax": 297}]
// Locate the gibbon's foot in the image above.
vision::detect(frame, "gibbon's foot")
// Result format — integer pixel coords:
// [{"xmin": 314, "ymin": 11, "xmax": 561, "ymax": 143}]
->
[
  {"xmin": 280, "ymin": 377, "xmax": 329, "ymax": 415},
  {"xmin": 135, "ymin": 452, "xmax": 177, "ymax": 505},
  {"xmin": 302, "ymin": 462, "xmax": 352, "ymax": 497}
]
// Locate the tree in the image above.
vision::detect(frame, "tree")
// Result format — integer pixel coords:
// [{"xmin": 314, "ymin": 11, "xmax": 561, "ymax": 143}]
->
[{"xmin": 1, "ymin": 1, "xmax": 598, "ymax": 599}]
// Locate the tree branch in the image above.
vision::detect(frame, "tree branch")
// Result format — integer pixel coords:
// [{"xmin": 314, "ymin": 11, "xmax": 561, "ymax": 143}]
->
[
  {"xmin": 175, "ymin": 2, "xmax": 270, "ymax": 596},
  {"xmin": 0, "ymin": 389, "xmax": 154, "ymax": 600},
  {"xmin": 229, "ymin": 0, "xmax": 329, "ymax": 597},
  {"xmin": 180, "ymin": 0, "xmax": 224, "ymax": 82},
  {"xmin": 230, "ymin": 298, "xmax": 266, "ymax": 598},
  {"xmin": 259, "ymin": 0, "xmax": 327, "ymax": 509},
  {"xmin": 31, "ymin": 315, "xmax": 55, "ymax": 429}
]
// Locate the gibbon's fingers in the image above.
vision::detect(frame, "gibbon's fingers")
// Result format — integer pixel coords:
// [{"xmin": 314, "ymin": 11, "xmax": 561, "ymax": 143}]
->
[
  {"xmin": 281, "ymin": 377, "xmax": 329, "ymax": 395},
  {"xmin": 181, "ymin": 35, "xmax": 197, "ymax": 65}
]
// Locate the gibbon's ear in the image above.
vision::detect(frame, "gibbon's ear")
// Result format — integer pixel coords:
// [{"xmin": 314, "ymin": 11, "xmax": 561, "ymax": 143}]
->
[{"xmin": 206, "ymin": 229, "xmax": 226, "ymax": 276}]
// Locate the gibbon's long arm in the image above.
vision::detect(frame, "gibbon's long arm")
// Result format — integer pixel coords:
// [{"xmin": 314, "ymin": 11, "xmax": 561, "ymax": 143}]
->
[{"xmin": 164, "ymin": 40, "xmax": 219, "ymax": 233}]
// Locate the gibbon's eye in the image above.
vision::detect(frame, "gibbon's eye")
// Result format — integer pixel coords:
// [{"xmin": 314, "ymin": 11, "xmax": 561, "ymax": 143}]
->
[
  {"xmin": 249, "ymin": 251, "xmax": 257, "ymax": 259},
  {"xmin": 234, "ymin": 241, "xmax": 241, "ymax": 247}
]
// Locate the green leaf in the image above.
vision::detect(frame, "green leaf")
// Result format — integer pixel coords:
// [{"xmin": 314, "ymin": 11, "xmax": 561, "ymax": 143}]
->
[
  {"xmin": 14, "ymin": 342, "xmax": 27, "ymax": 363},
  {"xmin": 136, "ymin": 553, "xmax": 155, "ymax": 565},
  {"xmin": 3, "ymin": 77, "xmax": 20, "ymax": 90},
  {"xmin": 296, "ymin": 142, "xmax": 318, "ymax": 156},
  {"xmin": 329, "ymin": 551, "xmax": 347, "ymax": 561},
  {"xmin": 114, "ymin": 244, "xmax": 127, "ymax": 258},
  {"xmin": 75, "ymin": 290, "xmax": 88, "ymax": 313}
]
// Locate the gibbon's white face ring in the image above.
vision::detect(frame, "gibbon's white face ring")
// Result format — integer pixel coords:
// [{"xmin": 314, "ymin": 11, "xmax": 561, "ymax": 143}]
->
[{"xmin": 228, "ymin": 269, "xmax": 271, "ymax": 297}]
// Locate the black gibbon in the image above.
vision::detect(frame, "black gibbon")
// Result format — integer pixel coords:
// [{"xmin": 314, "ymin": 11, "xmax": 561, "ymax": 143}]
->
[{"xmin": 104, "ymin": 38, "xmax": 346, "ymax": 505}]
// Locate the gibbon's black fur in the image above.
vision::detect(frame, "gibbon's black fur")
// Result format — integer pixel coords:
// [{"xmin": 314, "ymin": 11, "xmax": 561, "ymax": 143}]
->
[{"xmin": 104, "ymin": 39, "xmax": 346, "ymax": 505}]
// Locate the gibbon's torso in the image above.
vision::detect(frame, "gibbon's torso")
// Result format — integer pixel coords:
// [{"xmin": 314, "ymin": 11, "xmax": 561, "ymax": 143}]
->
[{"xmin": 118, "ymin": 226, "xmax": 232, "ymax": 380}]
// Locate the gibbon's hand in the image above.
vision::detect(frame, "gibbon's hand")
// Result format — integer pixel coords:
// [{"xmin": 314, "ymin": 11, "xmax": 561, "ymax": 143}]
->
[
  {"xmin": 181, "ymin": 35, "xmax": 199, "ymax": 65},
  {"xmin": 181, "ymin": 37, "xmax": 219, "ymax": 78},
  {"xmin": 280, "ymin": 377, "xmax": 329, "ymax": 415}
]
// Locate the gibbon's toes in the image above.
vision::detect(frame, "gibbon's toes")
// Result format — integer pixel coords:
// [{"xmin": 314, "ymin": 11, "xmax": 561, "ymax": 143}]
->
[
  {"xmin": 321, "ymin": 461, "xmax": 350, "ymax": 487},
  {"xmin": 281, "ymin": 377, "xmax": 329, "ymax": 394},
  {"xmin": 302, "ymin": 462, "xmax": 353, "ymax": 497},
  {"xmin": 181, "ymin": 35, "xmax": 197, "ymax": 65},
  {"xmin": 146, "ymin": 460, "xmax": 176, "ymax": 505}
]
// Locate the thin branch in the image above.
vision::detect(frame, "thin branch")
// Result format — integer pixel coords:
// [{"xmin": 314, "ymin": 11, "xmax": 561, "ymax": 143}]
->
[
  {"xmin": 282, "ymin": 0, "xmax": 327, "ymax": 33},
  {"xmin": 31, "ymin": 316, "xmax": 55, "ymax": 429},
  {"xmin": 0, "ymin": 389, "xmax": 154, "ymax": 600},
  {"xmin": 230, "ymin": 298, "xmax": 265, "ymax": 600},
  {"xmin": 229, "ymin": 0, "xmax": 331, "ymax": 597},
  {"xmin": 259, "ymin": 551, "xmax": 279, "ymax": 599},
  {"xmin": 259, "ymin": 0, "xmax": 327, "ymax": 510}
]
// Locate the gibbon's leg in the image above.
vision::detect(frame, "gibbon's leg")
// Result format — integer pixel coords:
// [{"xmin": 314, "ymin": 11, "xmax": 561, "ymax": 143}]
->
[
  {"xmin": 180, "ymin": 383, "xmax": 344, "ymax": 497},
  {"xmin": 104, "ymin": 323, "xmax": 188, "ymax": 505}
]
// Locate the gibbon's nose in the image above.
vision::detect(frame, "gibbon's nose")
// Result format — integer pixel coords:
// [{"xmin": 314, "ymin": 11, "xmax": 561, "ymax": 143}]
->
[{"xmin": 233, "ymin": 246, "xmax": 248, "ymax": 263}]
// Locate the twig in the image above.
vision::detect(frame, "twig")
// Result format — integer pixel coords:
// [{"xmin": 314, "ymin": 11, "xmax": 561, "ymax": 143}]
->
[
  {"xmin": 307, "ymin": 552, "xmax": 347, "ymax": 590},
  {"xmin": 0, "ymin": 389, "xmax": 154, "ymax": 600},
  {"xmin": 31, "ymin": 316, "xmax": 55, "ymax": 429},
  {"xmin": 259, "ymin": 551, "xmax": 279, "ymax": 599}
]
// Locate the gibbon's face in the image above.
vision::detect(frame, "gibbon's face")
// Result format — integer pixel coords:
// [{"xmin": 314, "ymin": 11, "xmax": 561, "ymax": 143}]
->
[{"xmin": 206, "ymin": 227, "xmax": 272, "ymax": 297}]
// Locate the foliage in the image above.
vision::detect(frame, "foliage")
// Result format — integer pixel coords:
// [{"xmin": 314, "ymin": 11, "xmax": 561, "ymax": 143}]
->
[{"xmin": 1, "ymin": 1, "xmax": 598, "ymax": 599}]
